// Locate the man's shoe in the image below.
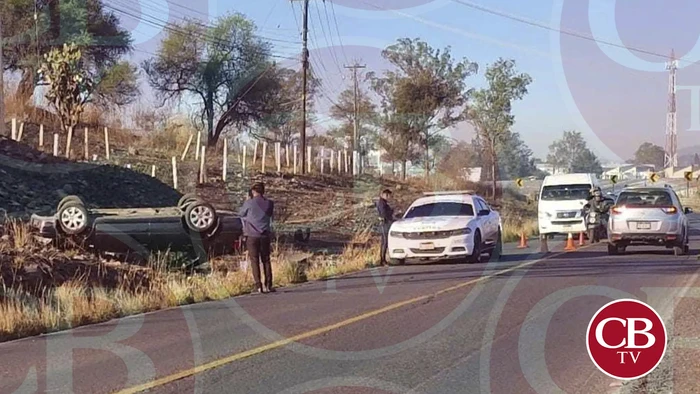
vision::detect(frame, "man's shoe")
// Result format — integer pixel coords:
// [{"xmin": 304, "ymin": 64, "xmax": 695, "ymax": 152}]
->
[
  {"xmin": 261, "ymin": 285, "xmax": 270, "ymax": 294},
  {"xmin": 254, "ymin": 285, "xmax": 264, "ymax": 294},
  {"xmin": 267, "ymin": 287, "xmax": 276, "ymax": 293}
]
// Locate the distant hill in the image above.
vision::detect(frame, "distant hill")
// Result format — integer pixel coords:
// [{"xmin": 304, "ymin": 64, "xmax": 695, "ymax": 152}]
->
[{"xmin": 679, "ymin": 144, "xmax": 700, "ymax": 166}]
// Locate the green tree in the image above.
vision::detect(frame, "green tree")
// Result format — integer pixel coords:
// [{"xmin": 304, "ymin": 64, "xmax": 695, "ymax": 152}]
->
[
  {"xmin": 547, "ymin": 130, "xmax": 602, "ymax": 174},
  {"xmin": 143, "ymin": 13, "xmax": 279, "ymax": 146},
  {"xmin": 368, "ymin": 38, "xmax": 478, "ymax": 179},
  {"xmin": 632, "ymin": 142, "xmax": 665, "ymax": 169},
  {"xmin": 496, "ymin": 131, "xmax": 537, "ymax": 179},
  {"xmin": 2, "ymin": 0, "xmax": 135, "ymax": 105},
  {"xmin": 253, "ymin": 67, "xmax": 320, "ymax": 146},
  {"xmin": 468, "ymin": 58, "xmax": 532, "ymax": 197},
  {"xmin": 39, "ymin": 43, "xmax": 93, "ymax": 138},
  {"xmin": 328, "ymin": 86, "xmax": 378, "ymax": 167},
  {"xmin": 438, "ymin": 141, "xmax": 477, "ymax": 179}
]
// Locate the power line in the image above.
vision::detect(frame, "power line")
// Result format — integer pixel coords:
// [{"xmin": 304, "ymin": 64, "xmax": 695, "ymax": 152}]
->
[
  {"xmin": 449, "ymin": 0, "xmax": 690, "ymax": 64},
  {"xmin": 312, "ymin": 2, "xmax": 343, "ymax": 74},
  {"xmin": 326, "ymin": 0, "xmax": 349, "ymax": 64},
  {"xmin": 104, "ymin": 3, "xmax": 299, "ymax": 61}
]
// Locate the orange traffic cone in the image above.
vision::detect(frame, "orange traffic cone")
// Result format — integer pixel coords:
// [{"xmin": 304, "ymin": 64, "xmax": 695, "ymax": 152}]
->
[
  {"xmin": 517, "ymin": 231, "xmax": 529, "ymax": 249},
  {"xmin": 578, "ymin": 231, "xmax": 586, "ymax": 246},
  {"xmin": 565, "ymin": 233, "xmax": 576, "ymax": 251}
]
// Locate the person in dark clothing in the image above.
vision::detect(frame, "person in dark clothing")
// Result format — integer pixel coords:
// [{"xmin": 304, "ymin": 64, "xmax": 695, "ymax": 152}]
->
[
  {"xmin": 376, "ymin": 189, "xmax": 395, "ymax": 266},
  {"xmin": 238, "ymin": 182, "xmax": 275, "ymax": 294}
]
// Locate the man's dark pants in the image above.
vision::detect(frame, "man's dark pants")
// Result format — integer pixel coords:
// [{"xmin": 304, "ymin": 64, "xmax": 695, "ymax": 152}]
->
[
  {"xmin": 380, "ymin": 221, "xmax": 391, "ymax": 264},
  {"xmin": 246, "ymin": 235, "xmax": 272, "ymax": 290}
]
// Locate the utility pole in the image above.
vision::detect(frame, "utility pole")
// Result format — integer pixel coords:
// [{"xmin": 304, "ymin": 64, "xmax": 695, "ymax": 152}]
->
[
  {"xmin": 344, "ymin": 63, "xmax": 365, "ymax": 175},
  {"xmin": 0, "ymin": 15, "xmax": 5, "ymax": 137},
  {"xmin": 300, "ymin": 0, "xmax": 310, "ymax": 174}
]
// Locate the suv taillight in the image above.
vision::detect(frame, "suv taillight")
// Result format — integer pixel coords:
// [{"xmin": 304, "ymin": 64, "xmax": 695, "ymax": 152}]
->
[
  {"xmin": 661, "ymin": 207, "xmax": 677, "ymax": 214},
  {"xmin": 611, "ymin": 205, "xmax": 625, "ymax": 214}
]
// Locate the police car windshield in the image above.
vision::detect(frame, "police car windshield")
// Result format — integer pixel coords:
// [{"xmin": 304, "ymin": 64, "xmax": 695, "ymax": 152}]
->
[
  {"xmin": 540, "ymin": 184, "xmax": 591, "ymax": 201},
  {"xmin": 404, "ymin": 202, "xmax": 474, "ymax": 218}
]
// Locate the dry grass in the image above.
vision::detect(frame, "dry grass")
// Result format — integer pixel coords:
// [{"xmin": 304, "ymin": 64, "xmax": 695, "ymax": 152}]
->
[
  {"xmin": 502, "ymin": 218, "xmax": 539, "ymax": 243},
  {"xmin": 0, "ymin": 222, "xmax": 378, "ymax": 342}
]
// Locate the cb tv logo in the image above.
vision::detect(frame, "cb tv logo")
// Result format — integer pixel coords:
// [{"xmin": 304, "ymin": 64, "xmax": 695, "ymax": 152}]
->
[{"xmin": 586, "ymin": 299, "xmax": 667, "ymax": 380}]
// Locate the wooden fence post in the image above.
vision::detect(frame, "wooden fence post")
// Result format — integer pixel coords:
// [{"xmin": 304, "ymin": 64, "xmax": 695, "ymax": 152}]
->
[
  {"xmin": 261, "ymin": 141, "xmax": 267, "ymax": 173},
  {"xmin": 321, "ymin": 147, "xmax": 325, "ymax": 174},
  {"xmin": 293, "ymin": 145, "xmax": 298, "ymax": 174},
  {"xmin": 11, "ymin": 118, "xmax": 16, "ymax": 140},
  {"xmin": 242, "ymin": 145, "xmax": 247, "ymax": 173},
  {"xmin": 378, "ymin": 150, "xmax": 383, "ymax": 176},
  {"xmin": 39, "ymin": 124, "xmax": 44, "ymax": 147},
  {"xmin": 223, "ymin": 138, "xmax": 228, "ymax": 182},
  {"xmin": 171, "ymin": 157, "xmax": 178, "ymax": 189},
  {"xmin": 344, "ymin": 150, "xmax": 348, "ymax": 174},
  {"xmin": 181, "ymin": 134, "xmax": 193, "ymax": 161},
  {"xmin": 17, "ymin": 122, "xmax": 24, "ymax": 141},
  {"xmin": 84, "ymin": 127, "xmax": 89, "ymax": 160},
  {"xmin": 286, "ymin": 144, "xmax": 290, "ymax": 168},
  {"xmin": 337, "ymin": 150, "xmax": 341, "ymax": 174},
  {"xmin": 151, "ymin": 165, "xmax": 156, "ymax": 177},
  {"xmin": 53, "ymin": 133, "xmax": 59, "ymax": 157},
  {"xmin": 104, "ymin": 127, "xmax": 110, "ymax": 160},
  {"xmin": 276, "ymin": 142, "xmax": 281, "ymax": 173},
  {"xmin": 195, "ymin": 132, "xmax": 201, "ymax": 161},
  {"xmin": 307, "ymin": 146, "xmax": 312, "ymax": 173},
  {"xmin": 199, "ymin": 146, "xmax": 206, "ymax": 183},
  {"xmin": 65, "ymin": 127, "xmax": 73, "ymax": 158}
]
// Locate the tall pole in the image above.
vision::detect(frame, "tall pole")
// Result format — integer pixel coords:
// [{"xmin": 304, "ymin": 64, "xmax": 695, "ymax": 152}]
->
[
  {"xmin": 344, "ymin": 63, "xmax": 366, "ymax": 176},
  {"xmin": 300, "ymin": 0, "xmax": 310, "ymax": 174},
  {"xmin": 664, "ymin": 49, "xmax": 678, "ymax": 169},
  {"xmin": 0, "ymin": 15, "xmax": 5, "ymax": 137}
]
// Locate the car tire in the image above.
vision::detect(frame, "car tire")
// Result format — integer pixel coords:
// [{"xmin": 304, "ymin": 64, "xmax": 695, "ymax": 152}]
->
[
  {"xmin": 184, "ymin": 200, "xmax": 218, "ymax": 233},
  {"xmin": 390, "ymin": 258, "xmax": 405, "ymax": 266},
  {"xmin": 57, "ymin": 202, "xmax": 89, "ymax": 235},
  {"xmin": 466, "ymin": 231, "xmax": 482, "ymax": 263},
  {"xmin": 607, "ymin": 243, "xmax": 619, "ymax": 256},
  {"xmin": 178, "ymin": 193, "xmax": 199, "ymax": 211},
  {"xmin": 674, "ymin": 245, "xmax": 686, "ymax": 256},
  {"xmin": 489, "ymin": 229, "xmax": 503, "ymax": 262},
  {"xmin": 57, "ymin": 195, "xmax": 84, "ymax": 212}
]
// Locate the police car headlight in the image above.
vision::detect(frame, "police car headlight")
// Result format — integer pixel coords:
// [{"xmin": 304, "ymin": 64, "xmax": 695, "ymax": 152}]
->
[
  {"xmin": 448, "ymin": 228, "xmax": 472, "ymax": 236},
  {"xmin": 390, "ymin": 231, "xmax": 403, "ymax": 238}
]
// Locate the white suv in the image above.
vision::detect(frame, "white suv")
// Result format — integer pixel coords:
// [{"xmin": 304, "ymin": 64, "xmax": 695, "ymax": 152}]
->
[
  {"xmin": 607, "ymin": 185, "xmax": 692, "ymax": 256},
  {"xmin": 387, "ymin": 191, "xmax": 502, "ymax": 264}
]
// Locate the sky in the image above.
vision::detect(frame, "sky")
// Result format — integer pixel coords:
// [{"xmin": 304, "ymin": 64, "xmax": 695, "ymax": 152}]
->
[{"xmin": 111, "ymin": 0, "xmax": 700, "ymax": 163}]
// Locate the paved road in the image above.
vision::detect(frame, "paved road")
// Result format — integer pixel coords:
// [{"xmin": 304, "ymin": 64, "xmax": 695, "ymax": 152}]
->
[{"xmin": 3, "ymin": 221, "xmax": 700, "ymax": 394}]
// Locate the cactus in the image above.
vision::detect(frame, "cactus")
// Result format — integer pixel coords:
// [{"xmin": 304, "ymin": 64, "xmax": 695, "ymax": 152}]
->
[{"xmin": 39, "ymin": 43, "xmax": 94, "ymax": 134}]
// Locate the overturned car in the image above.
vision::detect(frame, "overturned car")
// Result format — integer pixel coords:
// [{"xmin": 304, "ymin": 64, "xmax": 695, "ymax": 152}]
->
[{"xmin": 31, "ymin": 194, "xmax": 243, "ymax": 258}]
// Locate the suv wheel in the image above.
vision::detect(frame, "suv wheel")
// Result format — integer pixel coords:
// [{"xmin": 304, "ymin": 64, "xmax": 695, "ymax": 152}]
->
[{"xmin": 607, "ymin": 243, "xmax": 625, "ymax": 256}]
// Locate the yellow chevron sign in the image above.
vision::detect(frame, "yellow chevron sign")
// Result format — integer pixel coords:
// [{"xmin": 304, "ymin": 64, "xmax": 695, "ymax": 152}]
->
[
  {"xmin": 685, "ymin": 171, "xmax": 693, "ymax": 182},
  {"xmin": 649, "ymin": 172, "xmax": 659, "ymax": 183},
  {"xmin": 515, "ymin": 178, "xmax": 524, "ymax": 188}
]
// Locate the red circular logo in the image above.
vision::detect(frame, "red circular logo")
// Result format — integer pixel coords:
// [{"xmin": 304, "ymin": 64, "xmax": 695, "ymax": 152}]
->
[{"xmin": 586, "ymin": 299, "xmax": 667, "ymax": 380}]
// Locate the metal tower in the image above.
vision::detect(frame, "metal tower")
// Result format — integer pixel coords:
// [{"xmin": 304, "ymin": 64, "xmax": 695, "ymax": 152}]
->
[{"xmin": 664, "ymin": 49, "xmax": 679, "ymax": 168}]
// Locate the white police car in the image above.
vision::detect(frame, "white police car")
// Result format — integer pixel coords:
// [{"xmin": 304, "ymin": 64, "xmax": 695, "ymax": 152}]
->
[{"xmin": 388, "ymin": 191, "xmax": 502, "ymax": 264}]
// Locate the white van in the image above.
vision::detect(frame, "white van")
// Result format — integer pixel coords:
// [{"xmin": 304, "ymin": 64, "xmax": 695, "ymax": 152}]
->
[{"xmin": 538, "ymin": 173, "xmax": 598, "ymax": 235}]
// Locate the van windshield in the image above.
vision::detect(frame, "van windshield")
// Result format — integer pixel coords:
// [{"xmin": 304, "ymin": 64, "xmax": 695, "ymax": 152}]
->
[{"xmin": 540, "ymin": 184, "xmax": 591, "ymax": 201}]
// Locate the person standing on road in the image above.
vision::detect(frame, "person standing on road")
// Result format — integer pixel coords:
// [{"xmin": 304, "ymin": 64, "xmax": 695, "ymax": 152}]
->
[
  {"xmin": 376, "ymin": 189, "xmax": 395, "ymax": 266},
  {"xmin": 238, "ymin": 182, "xmax": 275, "ymax": 294}
]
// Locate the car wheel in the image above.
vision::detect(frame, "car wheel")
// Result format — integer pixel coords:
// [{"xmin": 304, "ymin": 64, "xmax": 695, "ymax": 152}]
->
[
  {"xmin": 389, "ymin": 258, "xmax": 405, "ymax": 266},
  {"xmin": 58, "ymin": 202, "xmax": 89, "ymax": 235},
  {"xmin": 57, "ymin": 195, "xmax": 84, "ymax": 212},
  {"xmin": 674, "ymin": 245, "xmax": 687, "ymax": 256},
  {"xmin": 607, "ymin": 243, "xmax": 619, "ymax": 256},
  {"xmin": 489, "ymin": 229, "xmax": 503, "ymax": 262},
  {"xmin": 467, "ymin": 232, "xmax": 482, "ymax": 263},
  {"xmin": 178, "ymin": 193, "xmax": 199, "ymax": 211},
  {"xmin": 184, "ymin": 200, "xmax": 218, "ymax": 232}
]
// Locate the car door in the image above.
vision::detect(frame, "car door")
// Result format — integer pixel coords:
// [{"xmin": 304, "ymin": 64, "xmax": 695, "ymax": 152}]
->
[{"xmin": 475, "ymin": 198, "xmax": 496, "ymax": 243}]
